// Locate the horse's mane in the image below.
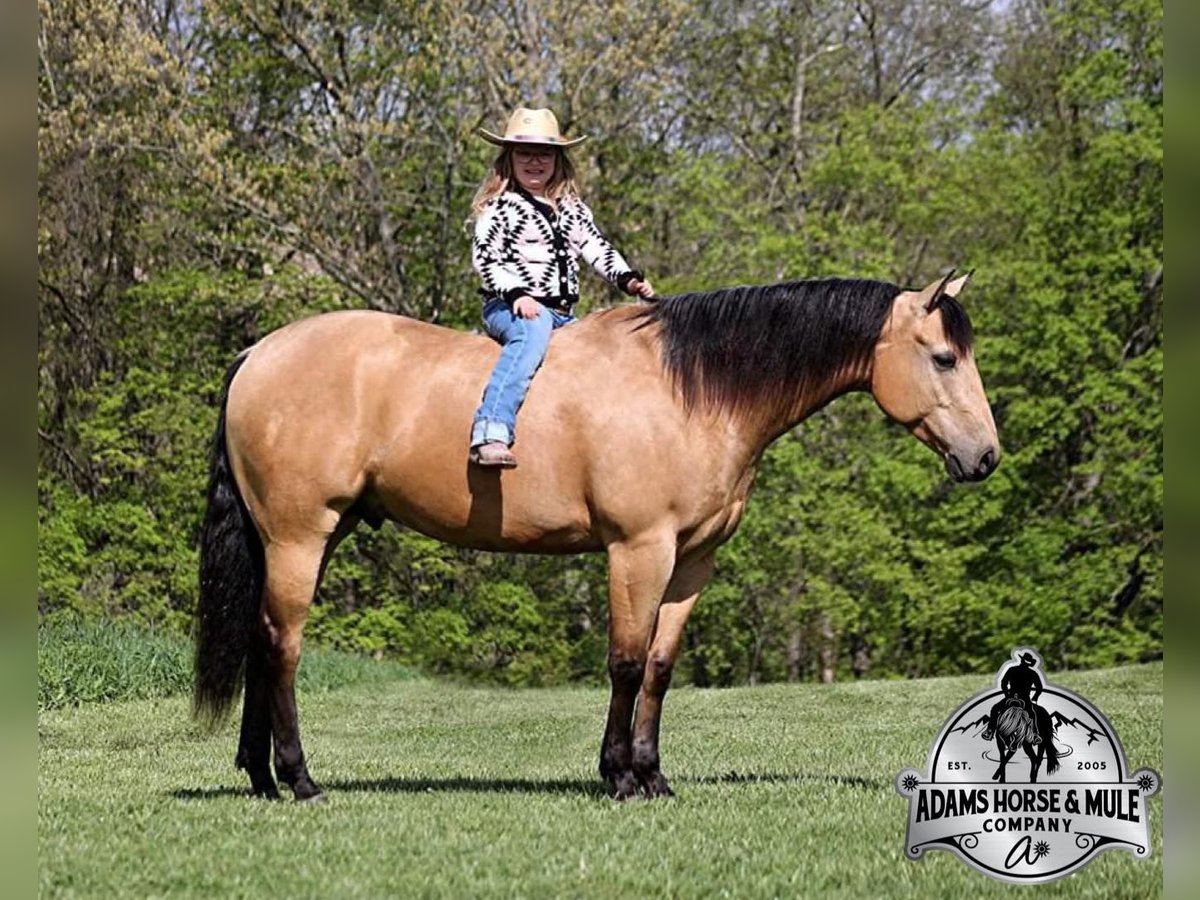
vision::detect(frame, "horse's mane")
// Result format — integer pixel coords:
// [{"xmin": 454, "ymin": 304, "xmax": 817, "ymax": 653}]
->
[{"xmin": 629, "ymin": 277, "xmax": 974, "ymax": 416}]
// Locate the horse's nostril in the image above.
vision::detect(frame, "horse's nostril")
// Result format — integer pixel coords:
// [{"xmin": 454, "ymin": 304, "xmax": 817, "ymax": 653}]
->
[
  {"xmin": 980, "ymin": 449, "xmax": 996, "ymax": 473},
  {"xmin": 946, "ymin": 453, "xmax": 965, "ymax": 481}
]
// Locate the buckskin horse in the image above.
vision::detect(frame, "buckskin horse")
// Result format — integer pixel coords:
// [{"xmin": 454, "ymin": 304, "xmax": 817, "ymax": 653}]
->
[{"xmin": 194, "ymin": 271, "xmax": 999, "ymax": 802}]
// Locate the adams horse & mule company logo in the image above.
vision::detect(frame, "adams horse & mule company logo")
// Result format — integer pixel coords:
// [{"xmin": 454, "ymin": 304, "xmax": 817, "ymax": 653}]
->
[{"xmin": 895, "ymin": 648, "xmax": 1160, "ymax": 884}]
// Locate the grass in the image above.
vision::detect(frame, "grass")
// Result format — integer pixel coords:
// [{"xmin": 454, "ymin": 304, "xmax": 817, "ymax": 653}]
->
[
  {"xmin": 38, "ymin": 617, "xmax": 417, "ymax": 710},
  {"xmin": 39, "ymin": 664, "xmax": 1162, "ymax": 898}
]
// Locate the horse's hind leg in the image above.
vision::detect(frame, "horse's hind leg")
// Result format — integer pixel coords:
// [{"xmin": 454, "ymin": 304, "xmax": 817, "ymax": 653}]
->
[
  {"xmin": 1025, "ymin": 743, "xmax": 1043, "ymax": 783},
  {"xmin": 261, "ymin": 539, "xmax": 326, "ymax": 802},
  {"xmin": 236, "ymin": 631, "xmax": 278, "ymax": 798},
  {"xmin": 630, "ymin": 554, "xmax": 714, "ymax": 799},
  {"xmin": 599, "ymin": 535, "xmax": 676, "ymax": 801}
]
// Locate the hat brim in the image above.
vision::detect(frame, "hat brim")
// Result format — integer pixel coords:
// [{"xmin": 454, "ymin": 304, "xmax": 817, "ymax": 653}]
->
[{"xmin": 479, "ymin": 128, "xmax": 588, "ymax": 148}]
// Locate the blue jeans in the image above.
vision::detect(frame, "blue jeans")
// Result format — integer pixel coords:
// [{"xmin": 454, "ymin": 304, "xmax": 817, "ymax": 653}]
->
[{"xmin": 471, "ymin": 299, "xmax": 575, "ymax": 447}]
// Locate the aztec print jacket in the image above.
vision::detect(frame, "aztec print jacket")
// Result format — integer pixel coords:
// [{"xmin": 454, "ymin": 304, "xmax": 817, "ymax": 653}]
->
[{"xmin": 472, "ymin": 187, "xmax": 642, "ymax": 313}]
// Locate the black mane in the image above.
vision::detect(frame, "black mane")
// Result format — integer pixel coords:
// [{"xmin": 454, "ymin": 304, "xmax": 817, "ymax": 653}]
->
[{"xmin": 631, "ymin": 277, "xmax": 974, "ymax": 415}]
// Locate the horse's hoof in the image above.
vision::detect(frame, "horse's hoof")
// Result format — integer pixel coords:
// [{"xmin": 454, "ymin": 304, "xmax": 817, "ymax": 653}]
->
[
  {"xmin": 297, "ymin": 791, "xmax": 327, "ymax": 805},
  {"xmin": 248, "ymin": 785, "xmax": 281, "ymax": 800},
  {"xmin": 608, "ymin": 772, "xmax": 640, "ymax": 801},
  {"xmin": 638, "ymin": 771, "xmax": 675, "ymax": 799}
]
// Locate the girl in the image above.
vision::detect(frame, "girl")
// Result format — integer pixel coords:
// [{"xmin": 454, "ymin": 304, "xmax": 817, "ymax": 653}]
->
[{"xmin": 468, "ymin": 107, "xmax": 655, "ymax": 468}]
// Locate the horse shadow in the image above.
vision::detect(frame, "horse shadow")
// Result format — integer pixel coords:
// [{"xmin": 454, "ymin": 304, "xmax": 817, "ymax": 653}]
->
[
  {"xmin": 465, "ymin": 463, "xmax": 504, "ymax": 538},
  {"xmin": 171, "ymin": 770, "xmax": 886, "ymax": 801}
]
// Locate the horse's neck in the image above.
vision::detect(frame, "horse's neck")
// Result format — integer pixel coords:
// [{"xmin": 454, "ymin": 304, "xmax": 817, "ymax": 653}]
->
[{"xmin": 744, "ymin": 361, "xmax": 873, "ymax": 450}]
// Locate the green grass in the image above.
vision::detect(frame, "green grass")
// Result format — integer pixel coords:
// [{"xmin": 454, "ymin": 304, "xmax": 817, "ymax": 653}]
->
[
  {"xmin": 38, "ymin": 617, "xmax": 417, "ymax": 710},
  {"xmin": 39, "ymin": 664, "xmax": 1162, "ymax": 898}
]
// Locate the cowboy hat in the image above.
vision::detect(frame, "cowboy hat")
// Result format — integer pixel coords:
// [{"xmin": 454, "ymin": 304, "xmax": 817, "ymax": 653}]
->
[
  {"xmin": 479, "ymin": 107, "xmax": 588, "ymax": 148},
  {"xmin": 1019, "ymin": 651, "xmax": 1037, "ymax": 664}
]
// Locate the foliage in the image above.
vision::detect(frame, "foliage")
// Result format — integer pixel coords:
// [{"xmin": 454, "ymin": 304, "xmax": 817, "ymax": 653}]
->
[
  {"xmin": 38, "ymin": 615, "xmax": 417, "ymax": 710},
  {"xmin": 38, "ymin": 0, "xmax": 1162, "ymax": 685}
]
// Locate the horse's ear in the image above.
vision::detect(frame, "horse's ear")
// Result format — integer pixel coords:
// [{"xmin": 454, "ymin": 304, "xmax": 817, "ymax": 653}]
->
[
  {"xmin": 922, "ymin": 269, "xmax": 957, "ymax": 313},
  {"xmin": 943, "ymin": 269, "xmax": 974, "ymax": 299}
]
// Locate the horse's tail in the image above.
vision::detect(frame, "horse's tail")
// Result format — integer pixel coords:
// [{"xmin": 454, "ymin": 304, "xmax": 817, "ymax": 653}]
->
[
  {"xmin": 1039, "ymin": 708, "xmax": 1061, "ymax": 774},
  {"xmin": 193, "ymin": 351, "xmax": 262, "ymax": 727}
]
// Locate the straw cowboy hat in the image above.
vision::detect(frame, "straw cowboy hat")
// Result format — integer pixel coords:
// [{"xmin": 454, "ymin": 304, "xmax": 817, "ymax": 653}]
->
[{"xmin": 479, "ymin": 107, "xmax": 588, "ymax": 148}]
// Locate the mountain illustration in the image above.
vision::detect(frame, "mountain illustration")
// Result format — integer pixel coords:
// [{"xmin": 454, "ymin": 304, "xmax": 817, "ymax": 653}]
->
[
  {"xmin": 949, "ymin": 705, "xmax": 1104, "ymax": 749},
  {"xmin": 1049, "ymin": 710, "xmax": 1105, "ymax": 746},
  {"xmin": 950, "ymin": 714, "xmax": 990, "ymax": 737}
]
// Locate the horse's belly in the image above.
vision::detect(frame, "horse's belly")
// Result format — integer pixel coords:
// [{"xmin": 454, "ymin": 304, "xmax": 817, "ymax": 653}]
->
[
  {"xmin": 391, "ymin": 511, "xmax": 602, "ymax": 554},
  {"xmin": 377, "ymin": 495, "xmax": 603, "ymax": 554},
  {"xmin": 368, "ymin": 454, "xmax": 603, "ymax": 555}
]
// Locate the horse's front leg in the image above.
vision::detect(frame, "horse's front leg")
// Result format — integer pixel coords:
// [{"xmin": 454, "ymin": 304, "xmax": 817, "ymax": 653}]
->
[
  {"xmin": 992, "ymin": 744, "xmax": 1013, "ymax": 783},
  {"xmin": 630, "ymin": 554, "xmax": 714, "ymax": 799},
  {"xmin": 599, "ymin": 535, "xmax": 676, "ymax": 801}
]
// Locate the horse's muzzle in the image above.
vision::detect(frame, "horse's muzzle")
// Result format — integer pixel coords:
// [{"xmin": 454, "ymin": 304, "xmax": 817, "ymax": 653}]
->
[{"xmin": 946, "ymin": 447, "xmax": 998, "ymax": 483}]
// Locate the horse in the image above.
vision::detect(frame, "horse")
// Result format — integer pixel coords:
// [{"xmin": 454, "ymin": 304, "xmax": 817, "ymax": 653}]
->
[
  {"xmin": 193, "ymin": 271, "xmax": 999, "ymax": 802},
  {"xmin": 989, "ymin": 699, "xmax": 1061, "ymax": 783}
]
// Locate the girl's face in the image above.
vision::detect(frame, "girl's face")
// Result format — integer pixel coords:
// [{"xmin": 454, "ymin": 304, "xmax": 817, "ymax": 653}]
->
[{"xmin": 511, "ymin": 146, "xmax": 558, "ymax": 195}]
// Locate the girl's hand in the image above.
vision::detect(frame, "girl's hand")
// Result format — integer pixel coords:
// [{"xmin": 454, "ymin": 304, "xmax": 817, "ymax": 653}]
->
[
  {"xmin": 627, "ymin": 278, "xmax": 655, "ymax": 299},
  {"xmin": 513, "ymin": 296, "xmax": 542, "ymax": 319}
]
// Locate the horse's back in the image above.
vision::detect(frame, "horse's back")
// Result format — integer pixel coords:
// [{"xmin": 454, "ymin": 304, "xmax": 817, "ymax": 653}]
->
[{"xmin": 224, "ymin": 307, "xmax": 685, "ymax": 550}]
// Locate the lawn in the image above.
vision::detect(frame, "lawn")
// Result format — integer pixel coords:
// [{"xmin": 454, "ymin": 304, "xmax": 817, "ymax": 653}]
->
[{"xmin": 39, "ymin": 664, "xmax": 1162, "ymax": 898}]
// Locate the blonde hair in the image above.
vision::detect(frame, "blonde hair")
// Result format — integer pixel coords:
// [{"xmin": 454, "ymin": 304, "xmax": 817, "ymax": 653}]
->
[{"xmin": 470, "ymin": 146, "xmax": 581, "ymax": 217}]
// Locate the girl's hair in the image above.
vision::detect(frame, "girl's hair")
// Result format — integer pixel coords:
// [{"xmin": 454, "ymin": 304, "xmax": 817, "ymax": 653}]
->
[{"xmin": 470, "ymin": 146, "xmax": 580, "ymax": 217}]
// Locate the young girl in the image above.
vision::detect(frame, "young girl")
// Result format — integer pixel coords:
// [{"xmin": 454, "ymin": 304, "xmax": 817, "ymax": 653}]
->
[{"xmin": 468, "ymin": 107, "xmax": 655, "ymax": 468}]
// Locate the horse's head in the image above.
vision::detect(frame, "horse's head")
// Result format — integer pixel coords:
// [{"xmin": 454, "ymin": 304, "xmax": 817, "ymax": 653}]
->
[{"xmin": 871, "ymin": 272, "xmax": 999, "ymax": 483}]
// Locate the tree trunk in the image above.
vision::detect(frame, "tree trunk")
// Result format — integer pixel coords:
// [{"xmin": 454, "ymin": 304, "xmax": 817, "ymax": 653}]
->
[
  {"xmin": 851, "ymin": 634, "xmax": 872, "ymax": 679},
  {"xmin": 819, "ymin": 613, "xmax": 836, "ymax": 683},
  {"xmin": 786, "ymin": 622, "xmax": 805, "ymax": 682}
]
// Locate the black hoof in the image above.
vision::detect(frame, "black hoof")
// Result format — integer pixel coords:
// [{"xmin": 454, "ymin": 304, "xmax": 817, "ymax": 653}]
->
[
  {"xmin": 248, "ymin": 784, "xmax": 281, "ymax": 800},
  {"xmin": 608, "ymin": 771, "xmax": 640, "ymax": 801},
  {"xmin": 637, "ymin": 770, "xmax": 675, "ymax": 799},
  {"xmin": 288, "ymin": 779, "xmax": 324, "ymax": 803}
]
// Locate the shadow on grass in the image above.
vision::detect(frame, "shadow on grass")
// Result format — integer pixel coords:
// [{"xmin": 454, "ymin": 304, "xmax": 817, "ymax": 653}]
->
[
  {"xmin": 682, "ymin": 771, "xmax": 886, "ymax": 791},
  {"xmin": 171, "ymin": 777, "xmax": 609, "ymax": 800},
  {"xmin": 173, "ymin": 770, "xmax": 883, "ymax": 800},
  {"xmin": 330, "ymin": 776, "xmax": 612, "ymax": 797}
]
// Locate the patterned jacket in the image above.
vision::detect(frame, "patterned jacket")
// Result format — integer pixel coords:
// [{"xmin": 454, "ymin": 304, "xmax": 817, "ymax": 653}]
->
[{"xmin": 472, "ymin": 187, "xmax": 642, "ymax": 313}]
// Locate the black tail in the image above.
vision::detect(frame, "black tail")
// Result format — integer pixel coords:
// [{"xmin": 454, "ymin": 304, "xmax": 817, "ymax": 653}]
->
[
  {"xmin": 193, "ymin": 352, "xmax": 263, "ymax": 727},
  {"xmin": 1040, "ymin": 709, "xmax": 1061, "ymax": 774}
]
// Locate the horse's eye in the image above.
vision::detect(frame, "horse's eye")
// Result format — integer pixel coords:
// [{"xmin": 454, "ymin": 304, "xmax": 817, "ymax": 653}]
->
[{"xmin": 933, "ymin": 352, "xmax": 957, "ymax": 371}]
